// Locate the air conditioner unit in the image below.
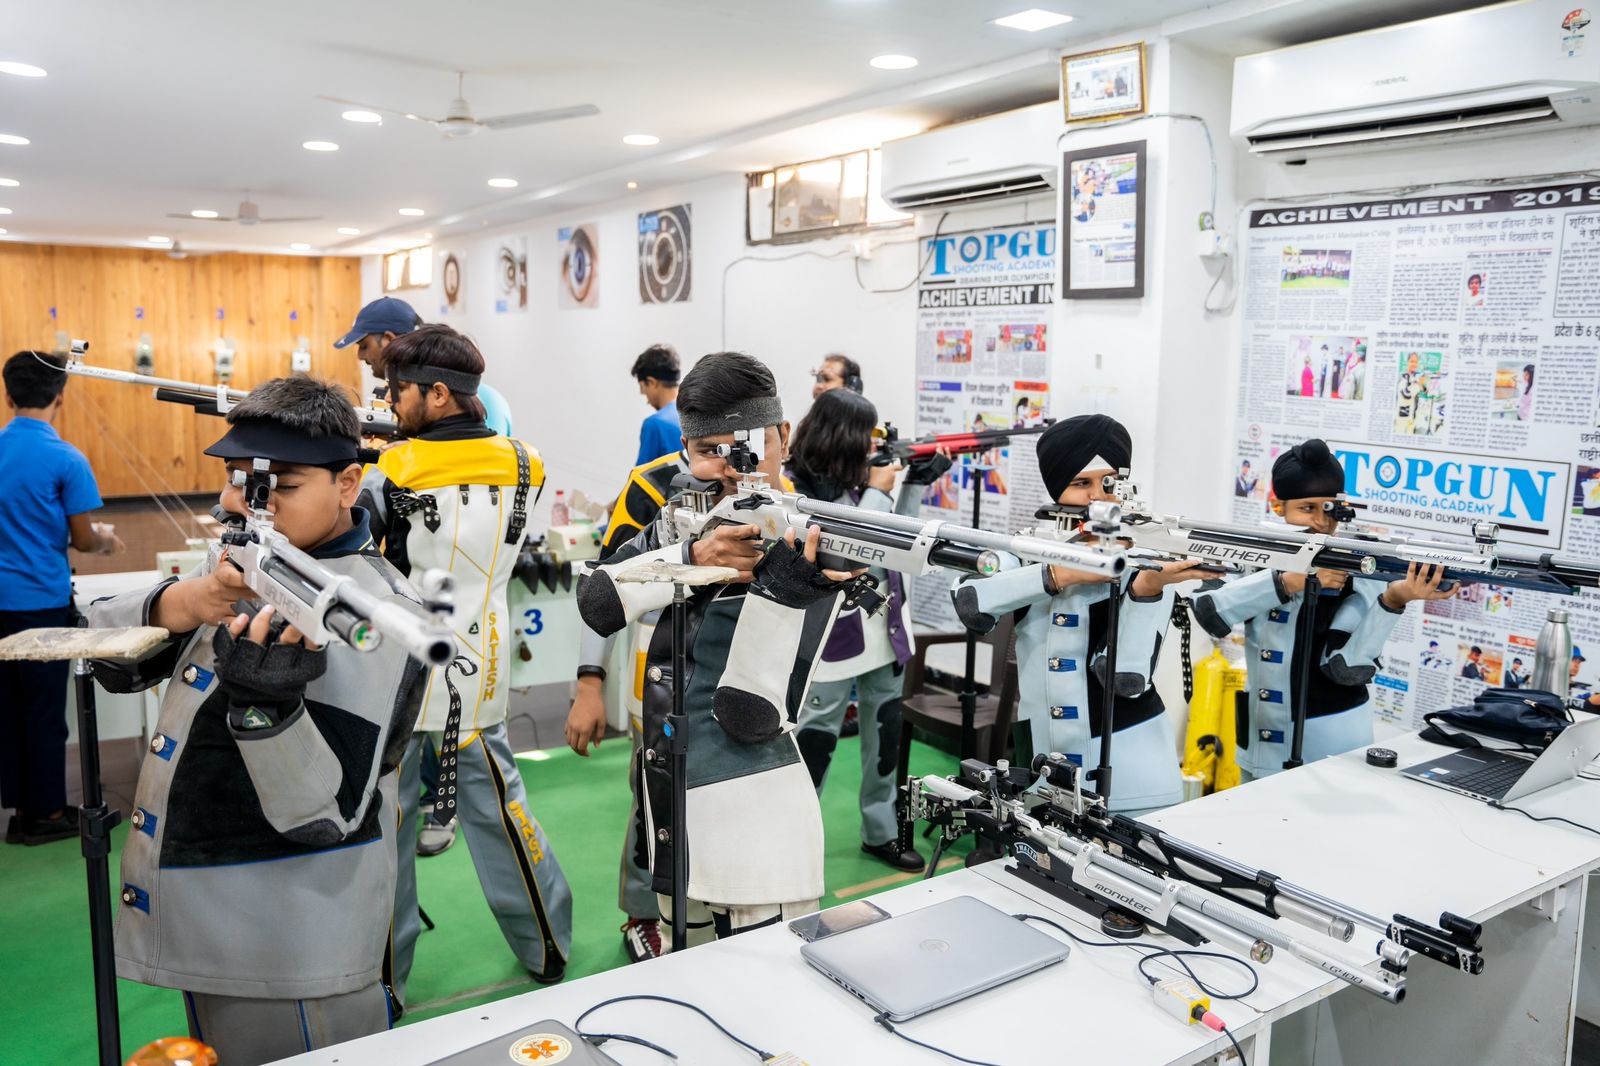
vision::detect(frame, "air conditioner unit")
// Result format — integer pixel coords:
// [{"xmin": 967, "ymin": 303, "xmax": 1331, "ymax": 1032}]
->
[
  {"xmin": 881, "ymin": 102, "xmax": 1059, "ymax": 211},
  {"xmin": 1232, "ymin": 0, "xmax": 1600, "ymax": 162}
]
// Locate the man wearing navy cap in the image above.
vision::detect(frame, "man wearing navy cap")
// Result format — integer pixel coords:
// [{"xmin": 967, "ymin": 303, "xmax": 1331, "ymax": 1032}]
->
[
  {"xmin": 336, "ymin": 296, "xmax": 514, "ymax": 438},
  {"xmin": 336, "ymin": 297, "xmax": 513, "ymax": 858}
]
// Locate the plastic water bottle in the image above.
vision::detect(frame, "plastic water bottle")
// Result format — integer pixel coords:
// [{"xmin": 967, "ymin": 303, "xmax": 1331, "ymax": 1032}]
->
[
  {"xmin": 550, "ymin": 490, "xmax": 569, "ymax": 528},
  {"xmin": 1532, "ymin": 607, "xmax": 1572, "ymax": 698}
]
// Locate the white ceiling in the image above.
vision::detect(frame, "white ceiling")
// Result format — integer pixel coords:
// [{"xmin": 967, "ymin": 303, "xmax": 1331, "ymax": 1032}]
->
[{"xmin": 0, "ymin": 0, "xmax": 1213, "ymax": 254}]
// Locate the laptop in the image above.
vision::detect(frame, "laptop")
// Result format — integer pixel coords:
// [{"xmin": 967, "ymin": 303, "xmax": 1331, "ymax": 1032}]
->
[
  {"xmin": 800, "ymin": 895, "xmax": 1070, "ymax": 1022},
  {"xmin": 1401, "ymin": 714, "xmax": 1600, "ymax": 804},
  {"xmin": 428, "ymin": 1019, "xmax": 620, "ymax": 1065}
]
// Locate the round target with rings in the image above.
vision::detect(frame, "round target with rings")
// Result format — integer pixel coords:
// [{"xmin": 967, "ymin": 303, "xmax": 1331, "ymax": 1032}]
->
[
  {"xmin": 442, "ymin": 253, "xmax": 462, "ymax": 308},
  {"xmin": 496, "ymin": 246, "xmax": 520, "ymax": 296},
  {"xmin": 639, "ymin": 207, "xmax": 690, "ymax": 303}
]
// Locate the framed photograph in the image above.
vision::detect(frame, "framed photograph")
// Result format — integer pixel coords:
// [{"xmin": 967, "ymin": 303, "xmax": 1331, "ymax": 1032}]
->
[
  {"xmin": 1062, "ymin": 43, "xmax": 1146, "ymax": 124},
  {"xmin": 1061, "ymin": 140, "xmax": 1146, "ymax": 299}
]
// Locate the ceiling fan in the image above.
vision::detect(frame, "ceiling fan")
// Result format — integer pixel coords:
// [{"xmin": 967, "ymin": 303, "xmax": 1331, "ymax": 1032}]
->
[
  {"xmin": 165, "ymin": 197, "xmax": 321, "ymax": 225},
  {"xmin": 318, "ymin": 71, "xmax": 599, "ymax": 139}
]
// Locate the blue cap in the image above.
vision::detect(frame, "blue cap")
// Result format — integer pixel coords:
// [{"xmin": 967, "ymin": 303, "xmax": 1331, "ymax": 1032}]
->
[
  {"xmin": 1576, "ymin": 646, "xmax": 1587, "ymax": 662},
  {"xmin": 334, "ymin": 296, "xmax": 418, "ymax": 349}
]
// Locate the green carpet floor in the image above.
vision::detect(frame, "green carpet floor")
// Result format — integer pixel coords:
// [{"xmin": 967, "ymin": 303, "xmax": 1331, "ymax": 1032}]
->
[{"xmin": 0, "ymin": 733, "xmax": 969, "ymax": 1063}]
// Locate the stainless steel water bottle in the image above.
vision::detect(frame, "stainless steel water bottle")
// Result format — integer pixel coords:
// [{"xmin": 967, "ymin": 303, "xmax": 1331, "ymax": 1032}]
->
[{"xmin": 1531, "ymin": 607, "xmax": 1573, "ymax": 698}]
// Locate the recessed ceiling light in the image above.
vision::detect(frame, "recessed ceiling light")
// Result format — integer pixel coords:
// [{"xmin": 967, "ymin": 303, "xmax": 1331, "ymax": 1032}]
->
[
  {"xmin": 622, "ymin": 134, "xmax": 659, "ymax": 146},
  {"xmin": 302, "ymin": 140, "xmax": 339, "ymax": 152},
  {"xmin": 487, "ymin": 177, "xmax": 519, "ymax": 188},
  {"xmin": 869, "ymin": 54, "xmax": 918, "ymax": 70},
  {"xmin": 0, "ymin": 62, "xmax": 47, "ymax": 78},
  {"xmin": 0, "ymin": 207, "xmax": 12, "ymax": 215},
  {"xmin": 993, "ymin": 9, "xmax": 1074, "ymax": 31},
  {"xmin": 289, "ymin": 243, "xmax": 311, "ymax": 251},
  {"xmin": 398, "ymin": 207, "xmax": 425, "ymax": 216},
  {"xmin": 147, "ymin": 235, "xmax": 170, "ymax": 244},
  {"xmin": 337, "ymin": 226, "xmax": 361, "ymax": 235},
  {"xmin": 626, "ymin": 181, "xmax": 638, "ymax": 189},
  {"xmin": 423, "ymin": 232, "xmax": 433, "ymax": 239},
  {"xmin": 0, "ymin": 178, "xmax": 18, "ymax": 187},
  {"xmin": 341, "ymin": 110, "xmax": 382, "ymax": 124},
  {"xmin": 191, "ymin": 209, "xmax": 219, "ymax": 219},
  {"xmin": 0, "ymin": 134, "xmax": 30, "ymax": 146},
  {"xmin": 0, "ymin": 229, "xmax": 7, "ymax": 235}
]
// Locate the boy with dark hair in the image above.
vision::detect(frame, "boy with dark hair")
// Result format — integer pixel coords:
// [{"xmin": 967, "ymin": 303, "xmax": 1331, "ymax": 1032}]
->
[
  {"xmin": 1, "ymin": 350, "xmax": 122, "ymax": 845},
  {"xmin": 87, "ymin": 376, "xmax": 426, "ymax": 1065},
  {"xmin": 579, "ymin": 351, "xmax": 860, "ymax": 942},
  {"xmin": 361, "ymin": 324, "xmax": 573, "ymax": 1001},
  {"xmin": 630, "ymin": 343, "xmax": 681, "ymax": 465},
  {"xmin": 1190, "ymin": 439, "xmax": 1449, "ymax": 779}
]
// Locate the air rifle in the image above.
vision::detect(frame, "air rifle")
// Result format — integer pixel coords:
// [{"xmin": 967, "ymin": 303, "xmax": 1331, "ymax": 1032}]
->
[
  {"xmin": 871, "ymin": 420, "xmax": 1052, "ymax": 466},
  {"xmin": 904, "ymin": 753, "xmax": 1486, "ymax": 1004}
]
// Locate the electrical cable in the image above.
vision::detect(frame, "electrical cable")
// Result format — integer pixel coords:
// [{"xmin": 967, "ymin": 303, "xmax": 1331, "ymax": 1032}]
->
[
  {"xmin": 720, "ymin": 247, "xmax": 855, "ymax": 349},
  {"xmin": 573, "ymin": 993, "xmax": 773, "ymax": 1062},
  {"xmin": 1488, "ymin": 800, "xmax": 1600, "ymax": 835},
  {"xmin": 852, "ymin": 210, "xmax": 952, "ymax": 294},
  {"xmin": 1014, "ymin": 914, "xmax": 1259, "ymax": 1002},
  {"xmin": 872, "ymin": 1012, "xmax": 1007, "ymax": 1066}
]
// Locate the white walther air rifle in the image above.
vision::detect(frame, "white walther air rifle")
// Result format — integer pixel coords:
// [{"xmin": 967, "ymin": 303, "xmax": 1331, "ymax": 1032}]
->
[
  {"xmin": 215, "ymin": 459, "xmax": 458, "ymax": 667},
  {"xmin": 1055, "ymin": 470, "xmax": 1600, "ymax": 596},
  {"xmin": 55, "ymin": 342, "xmax": 401, "ymax": 439},
  {"xmin": 661, "ymin": 429, "xmax": 1125, "ymax": 612},
  {"xmin": 904, "ymin": 754, "xmax": 1487, "ymax": 1005}
]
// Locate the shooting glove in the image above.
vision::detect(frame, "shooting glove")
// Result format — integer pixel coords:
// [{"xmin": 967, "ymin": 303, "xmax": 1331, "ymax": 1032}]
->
[
  {"xmin": 749, "ymin": 537, "xmax": 841, "ymax": 609},
  {"xmin": 211, "ymin": 619, "xmax": 327, "ymax": 732},
  {"xmin": 902, "ymin": 451, "xmax": 954, "ymax": 486}
]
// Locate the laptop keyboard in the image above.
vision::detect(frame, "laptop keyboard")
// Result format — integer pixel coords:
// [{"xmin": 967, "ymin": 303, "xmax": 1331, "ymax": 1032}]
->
[{"xmin": 1449, "ymin": 757, "xmax": 1530, "ymax": 798}]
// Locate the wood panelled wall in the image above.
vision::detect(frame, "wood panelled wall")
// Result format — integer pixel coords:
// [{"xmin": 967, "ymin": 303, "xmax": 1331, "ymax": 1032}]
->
[{"xmin": 0, "ymin": 243, "xmax": 365, "ymax": 498}]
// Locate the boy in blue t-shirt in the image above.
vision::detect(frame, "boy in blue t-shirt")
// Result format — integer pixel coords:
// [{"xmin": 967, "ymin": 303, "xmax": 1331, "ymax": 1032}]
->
[
  {"xmin": 0, "ymin": 351, "xmax": 122, "ymax": 845},
  {"xmin": 630, "ymin": 343, "xmax": 680, "ymax": 465}
]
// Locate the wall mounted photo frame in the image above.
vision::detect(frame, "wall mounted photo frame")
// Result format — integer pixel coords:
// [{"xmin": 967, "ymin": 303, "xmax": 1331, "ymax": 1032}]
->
[
  {"xmin": 1062, "ymin": 42, "xmax": 1146, "ymax": 125},
  {"xmin": 1060, "ymin": 139, "xmax": 1146, "ymax": 299}
]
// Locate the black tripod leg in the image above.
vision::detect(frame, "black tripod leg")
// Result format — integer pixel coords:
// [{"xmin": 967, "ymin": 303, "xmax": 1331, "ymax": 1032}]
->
[
  {"xmin": 418, "ymin": 906, "xmax": 436, "ymax": 932},
  {"xmin": 1284, "ymin": 575, "xmax": 1319, "ymax": 770},
  {"xmin": 1092, "ymin": 582, "xmax": 1121, "ymax": 805},
  {"xmin": 75, "ymin": 660, "xmax": 123, "ymax": 1066}
]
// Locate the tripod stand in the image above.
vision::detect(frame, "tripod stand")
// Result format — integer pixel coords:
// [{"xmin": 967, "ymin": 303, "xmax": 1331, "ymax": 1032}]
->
[{"xmin": 0, "ymin": 624, "xmax": 169, "ymax": 1066}]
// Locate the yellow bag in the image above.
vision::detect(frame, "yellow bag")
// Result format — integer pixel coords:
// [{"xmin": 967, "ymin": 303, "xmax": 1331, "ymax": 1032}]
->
[{"xmin": 1182, "ymin": 649, "xmax": 1245, "ymax": 793}]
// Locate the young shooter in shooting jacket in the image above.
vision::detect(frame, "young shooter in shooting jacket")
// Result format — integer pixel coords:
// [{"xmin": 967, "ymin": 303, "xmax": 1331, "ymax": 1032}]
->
[
  {"xmin": 1188, "ymin": 439, "xmax": 1450, "ymax": 780},
  {"xmin": 951, "ymin": 415, "xmax": 1212, "ymax": 816},
  {"xmin": 787, "ymin": 388, "xmax": 951, "ymax": 872},
  {"xmin": 359, "ymin": 325, "xmax": 572, "ymax": 1001},
  {"xmin": 87, "ymin": 378, "xmax": 427, "ymax": 1065},
  {"xmin": 576, "ymin": 352, "xmax": 863, "ymax": 942}
]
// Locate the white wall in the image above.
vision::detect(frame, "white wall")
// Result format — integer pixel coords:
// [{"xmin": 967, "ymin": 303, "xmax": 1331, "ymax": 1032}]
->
[{"xmin": 364, "ymin": 174, "xmax": 928, "ymax": 531}]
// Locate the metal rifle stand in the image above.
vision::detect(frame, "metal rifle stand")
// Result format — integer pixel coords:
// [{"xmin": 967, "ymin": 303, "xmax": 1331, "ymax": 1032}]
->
[
  {"xmin": 666, "ymin": 579, "xmax": 689, "ymax": 955},
  {"xmin": 75, "ymin": 656, "xmax": 124, "ymax": 1066},
  {"xmin": 1283, "ymin": 573, "xmax": 1321, "ymax": 770},
  {"xmin": 1091, "ymin": 579, "xmax": 1120, "ymax": 806},
  {"xmin": 957, "ymin": 460, "xmax": 992, "ymax": 760}
]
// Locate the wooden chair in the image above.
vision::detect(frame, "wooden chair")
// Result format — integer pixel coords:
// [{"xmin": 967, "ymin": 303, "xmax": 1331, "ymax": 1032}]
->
[{"xmin": 894, "ymin": 615, "xmax": 1019, "ymax": 783}]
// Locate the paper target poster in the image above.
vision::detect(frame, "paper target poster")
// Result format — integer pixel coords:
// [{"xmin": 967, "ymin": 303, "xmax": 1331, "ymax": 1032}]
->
[
  {"xmin": 910, "ymin": 222, "xmax": 1056, "ymax": 628},
  {"xmin": 494, "ymin": 236, "xmax": 529, "ymax": 314},
  {"xmin": 558, "ymin": 224, "xmax": 600, "ymax": 309},
  {"xmin": 1231, "ymin": 179, "xmax": 1600, "ymax": 727},
  {"xmin": 638, "ymin": 204, "xmax": 692, "ymax": 304}
]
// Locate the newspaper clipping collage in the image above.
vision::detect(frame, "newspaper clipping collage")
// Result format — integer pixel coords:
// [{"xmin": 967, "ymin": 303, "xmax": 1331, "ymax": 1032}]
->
[{"xmin": 1234, "ymin": 179, "xmax": 1600, "ymax": 726}]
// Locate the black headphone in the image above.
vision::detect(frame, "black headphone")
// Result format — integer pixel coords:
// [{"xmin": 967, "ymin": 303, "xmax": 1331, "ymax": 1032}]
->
[{"xmin": 835, "ymin": 355, "xmax": 863, "ymax": 394}]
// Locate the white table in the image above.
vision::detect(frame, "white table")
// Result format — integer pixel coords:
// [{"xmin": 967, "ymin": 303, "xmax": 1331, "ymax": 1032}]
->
[{"xmin": 273, "ymin": 732, "xmax": 1600, "ymax": 1066}]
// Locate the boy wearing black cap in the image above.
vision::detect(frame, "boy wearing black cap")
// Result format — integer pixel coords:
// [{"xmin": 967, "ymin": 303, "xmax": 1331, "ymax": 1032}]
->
[
  {"xmin": 87, "ymin": 377, "xmax": 427, "ymax": 1065},
  {"xmin": 1190, "ymin": 439, "xmax": 1450, "ymax": 779},
  {"xmin": 360, "ymin": 325, "xmax": 572, "ymax": 1000},
  {"xmin": 953, "ymin": 414, "xmax": 1213, "ymax": 815},
  {"xmin": 578, "ymin": 351, "xmax": 861, "ymax": 941}
]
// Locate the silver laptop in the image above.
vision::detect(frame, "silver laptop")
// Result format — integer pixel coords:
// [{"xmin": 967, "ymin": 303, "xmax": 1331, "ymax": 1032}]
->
[
  {"xmin": 429, "ymin": 1019, "xmax": 619, "ymax": 1065},
  {"xmin": 1401, "ymin": 714, "xmax": 1600, "ymax": 804},
  {"xmin": 801, "ymin": 895, "xmax": 1070, "ymax": 1022}
]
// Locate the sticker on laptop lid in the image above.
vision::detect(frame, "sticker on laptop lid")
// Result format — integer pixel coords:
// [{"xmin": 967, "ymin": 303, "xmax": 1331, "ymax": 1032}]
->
[{"xmin": 508, "ymin": 1033, "xmax": 572, "ymax": 1062}]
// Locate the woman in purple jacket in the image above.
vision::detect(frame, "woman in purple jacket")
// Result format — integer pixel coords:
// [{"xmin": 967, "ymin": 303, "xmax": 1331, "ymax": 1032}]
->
[{"xmin": 786, "ymin": 389, "xmax": 949, "ymax": 871}]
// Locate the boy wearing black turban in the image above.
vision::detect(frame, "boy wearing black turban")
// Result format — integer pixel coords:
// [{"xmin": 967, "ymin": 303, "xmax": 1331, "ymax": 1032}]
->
[
  {"xmin": 1190, "ymin": 440, "xmax": 1449, "ymax": 779},
  {"xmin": 952, "ymin": 414, "xmax": 1214, "ymax": 815}
]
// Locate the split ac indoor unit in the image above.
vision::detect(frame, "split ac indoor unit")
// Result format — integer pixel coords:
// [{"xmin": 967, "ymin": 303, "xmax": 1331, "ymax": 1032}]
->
[
  {"xmin": 1231, "ymin": 0, "xmax": 1600, "ymax": 162},
  {"xmin": 880, "ymin": 101, "xmax": 1059, "ymax": 211}
]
